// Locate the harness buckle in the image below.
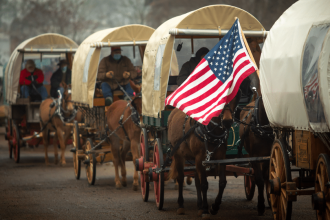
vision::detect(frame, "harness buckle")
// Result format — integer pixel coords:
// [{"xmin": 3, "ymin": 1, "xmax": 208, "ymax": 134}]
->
[{"xmin": 206, "ymin": 150, "xmax": 213, "ymax": 161}]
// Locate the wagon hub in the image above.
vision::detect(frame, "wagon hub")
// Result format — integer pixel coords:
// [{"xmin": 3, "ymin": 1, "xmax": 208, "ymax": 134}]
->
[
  {"xmin": 312, "ymin": 191, "xmax": 326, "ymax": 211},
  {"xmin": 269, "ymin": 177, "xmax": 281, "ymax": 195}
]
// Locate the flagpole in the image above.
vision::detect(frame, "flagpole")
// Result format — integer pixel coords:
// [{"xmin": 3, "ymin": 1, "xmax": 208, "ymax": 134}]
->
[{"xmin": 235, "ymin": 17, "xmax": 260, "ymax": 77}]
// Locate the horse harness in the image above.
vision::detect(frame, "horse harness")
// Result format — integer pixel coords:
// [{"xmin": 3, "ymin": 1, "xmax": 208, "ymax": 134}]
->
[{"xmin": 118, "ymin": 93, "xmax": 141, "ymax": 142}]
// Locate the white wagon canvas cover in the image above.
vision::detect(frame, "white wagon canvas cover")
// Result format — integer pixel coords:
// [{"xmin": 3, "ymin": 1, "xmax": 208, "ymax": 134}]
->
[
  {"xmin": 260, "ymin": 0, "xmax": 330, "ymax": 132},
  {"xmin": 4, "ymin": 33, "xmax": 78, "ymax": 104},
  {"xmin": 142, "ymin": 5, "xmax": 265, "ymax": 118}
]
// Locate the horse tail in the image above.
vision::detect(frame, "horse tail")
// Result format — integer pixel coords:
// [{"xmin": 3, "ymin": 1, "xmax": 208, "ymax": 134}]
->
[{"xmin": 168, "ymin": 156, "xmax": 178, "ymax": 181}]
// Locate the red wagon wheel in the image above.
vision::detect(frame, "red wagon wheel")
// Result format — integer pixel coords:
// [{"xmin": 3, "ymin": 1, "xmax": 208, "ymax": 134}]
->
[
  {"xmin": 140, "ymin": 128, "xmax": 149, "ymax": 202},
  {"xmin": 72, "ymin": 121, "xmax": 81, "ymax": 180},
  {"xmin": 313, "ymin": 154, "xmax": 330, "ymax": 220},
  {"xmin": 85, "ymin": 138, "xmax": 96, "ymax": 185},
  {"xmin": 244, "ymin": 175, "xmax": 256, "ymax": 201},
  {"xmin": 269, "ymin": 139, "xmax": 292, "ymax": 220},
  {"xmin": 153, "ymin": 138, "xmax": 164, "ymax": 210},
  {"xmin": 12, "ymin": 122, "xmax": 20, "ymax": 163},
  {"xmin": 7, "ymin": 119, "xmax": 13, "ymax": 159}
]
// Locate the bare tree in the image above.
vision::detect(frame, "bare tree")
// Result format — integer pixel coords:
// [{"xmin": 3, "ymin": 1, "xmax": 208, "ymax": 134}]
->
[{"xmin": 116, "ymin": 0, "xmax": 150, "ymax": 25}]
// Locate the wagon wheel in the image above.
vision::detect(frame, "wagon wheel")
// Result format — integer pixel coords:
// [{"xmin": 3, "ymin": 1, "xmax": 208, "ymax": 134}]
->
[
  {"xmin": 140, "ymin": 128, "xmax": 149, "ymax": 202},
  {"xmin": 269, "ymin": 139, "xmax": 292, "ymax": 220},
  {"xmin": 153, "ymin": 138, "xmax": 164, "ymax": 210},
  {"xmin": 244, "ymin": 175, "xmax": 256, "ymax": 201},
  {"xmin": 7, "ymin": 119, "xmax": 12, "ymax": 159},
  {"xmin": 12, "ymin": 122, "xmax": 20, "ymax": 163},
  {"xmin": 85, "ymin": 138, "xmax": 96, "ymax": 185},
  {"xmin": 313, "ymin": 154, "xmax": 330, "ymax": 220},
  {"xmin": 72, "ymin": 121, "xmax": 81, "ymax": 180}
]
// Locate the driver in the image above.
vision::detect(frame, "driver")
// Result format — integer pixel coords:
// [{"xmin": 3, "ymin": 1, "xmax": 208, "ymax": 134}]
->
[
  {"xmin": 97, "ymin": 46, "xmax": 137, "ymax": 106},
  {"xmin": 50, "ymin": 60, "xmax": 71, "ymax": 98},
  {"xmin": 19, "ymin": 60, "xmax": 48, "ymax": 100}
]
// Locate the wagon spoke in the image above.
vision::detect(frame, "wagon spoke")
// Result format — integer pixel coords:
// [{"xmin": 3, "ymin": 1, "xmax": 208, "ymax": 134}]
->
[
  {"xmin": 281, "ymin": 188, "xmax": 287, "ymax": 199},
  {"xmin": 281, "ymin": 195, "xmax": 287, "ymax": 218},
  {"xmin": 271, "ymin": 171, "xmax": 277, "ymax": 179},
  {"xmin": 318, "ymin": 174, "xmax": 324, "ymax": 192}
]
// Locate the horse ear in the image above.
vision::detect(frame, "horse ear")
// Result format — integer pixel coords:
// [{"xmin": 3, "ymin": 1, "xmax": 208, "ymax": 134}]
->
[{"xmin": 129, "ymin": 79, "xmax": 141, "ymax": 94}]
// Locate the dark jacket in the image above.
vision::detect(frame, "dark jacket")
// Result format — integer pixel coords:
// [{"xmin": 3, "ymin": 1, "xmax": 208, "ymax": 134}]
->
[
  {"xmin": 176, "ymin": 57, "xmax": 199, "ymax": 86},
  {"xmin": 97, "ymin": 55, "xmax": 136, "ymax": 90},
  {"xmin": 50, "ymin": 68, "xmax": 71, "ymax": 98}
]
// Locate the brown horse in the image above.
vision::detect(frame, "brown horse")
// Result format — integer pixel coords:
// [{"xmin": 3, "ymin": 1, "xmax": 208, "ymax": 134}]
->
[
  {"xmin": 106, "ymin": 80, "xmax": 141, "ymax": 190},
  {"xmin": 39, "ymin": 86, "xmax": 77, "ymax": 165},
  {"xmin": 239, "ymin": 96, "xmax": 273, "ymax": 215},
  {"xmin": 168, "ymin": 92, "xmax": 241, "ymax": 219}
]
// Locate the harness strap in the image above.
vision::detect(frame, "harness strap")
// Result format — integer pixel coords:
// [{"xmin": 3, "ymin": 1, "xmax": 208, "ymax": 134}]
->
[{"xmin": 119, "ymin": 104, "xmax": 131, "ymax": 142}]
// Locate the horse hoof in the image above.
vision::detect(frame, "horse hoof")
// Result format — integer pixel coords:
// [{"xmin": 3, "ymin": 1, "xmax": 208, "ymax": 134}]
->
[
  {"xmin": 197, "ymin": 210, "xmax": 203, "ymax": 217},
  {"xmin": 209, "ymin": 208, "xmax": 218, "ymax": 215},
  {"xmin": 121, "ymin": 181, "xmax": 127, "ymax": 187},
  {"xmin": 132, "ymin": 184, "xmax": 139, "ymax": 191},
  {"xmin": 116, "ymin": 183, "xmax": 122, "ymax": 190},
  {"xmin": 186, "ymin": 177, "xmax": 193, "ymax": 185},
  {"xmin": 177, "ymin": 208, "xmax": 185, "ymax": 215},
  {"xmin": 202, "ymin": 214, "xmax": 211, "ymax": 220},
  {"xmin": 258, "ymin": 208, "xmax": 265, "ymax": 216}
]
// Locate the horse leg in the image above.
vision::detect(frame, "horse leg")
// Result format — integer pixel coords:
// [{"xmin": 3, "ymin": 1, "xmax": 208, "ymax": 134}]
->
[
  {"xmin": 196, "ymin": 155, "xmax": 210, "ymax": 219},
  {"xmin": 194, "ymin": 171, "xmax": 203, "ymax": 217},
  {"xmin": 210, "ymin": 164, "xmax": 227, "ymax": 215},
  {"xmin": 56, "ymin": 126, "xmax": 66, "ymax": 165},
  {"xmin": 253, "ymin": 162, "xmax": 265, "ymax": 215},
  {"xmin": 130, "ymin": 138, "xmax": 140, "ymax": 191},
  {"xmin": 52, "ymin": 130, "xmax": 59, "ymax": 165},
  {"xmin": 42, "ymin": 128, "xmax": 50, "ymax": 165},
  {"xmin": 175, "ymin": 155, "xmax": 185, "ymax": 215},
  {"xmin": 186, "ymin": 176, "xmax": 193, "ymax": 185},
  {"xmin": 109, "ymin": 136, "xmax": 122, "ymax": 189},
  {"xmin": 120, "ymin": 140, "xmax": 130, "ymax": 187}
]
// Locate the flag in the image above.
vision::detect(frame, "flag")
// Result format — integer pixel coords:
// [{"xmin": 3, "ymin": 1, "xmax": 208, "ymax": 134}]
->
[
  {"xmin": 165, "ymin": 19, "xmax": 257, "ymax": 125},
  {"xmin": 304, "ymin": 73, "xmax": 318, "ymax": 100}
]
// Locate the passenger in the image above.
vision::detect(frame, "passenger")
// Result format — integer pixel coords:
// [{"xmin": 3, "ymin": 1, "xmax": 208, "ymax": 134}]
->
[
  {"xmin": 176, "ymin": 47, "xmax": 209, "ymax": 86},
  {"xmin": 97, "ymin": 46, "xmax": 137, "ymax": 106},
  {"xmin": 50, "ymin": 60, "xmax": 71, "ymax": 98},
  {"xmin": 19, "ymin": 60, "xmax": 48, "ymax": 101}
]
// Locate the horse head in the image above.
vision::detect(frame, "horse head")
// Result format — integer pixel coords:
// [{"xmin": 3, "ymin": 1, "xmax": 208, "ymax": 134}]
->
[
  {"xmin": 221, "ymin": 89, "xmax": 241, "ymax": 130},
  {"xmin": 129, "ymin": 80, "xmax": 142, "ymax": 115},
  {"xmin": 62, "ymin": 85, "xmax": 74, "ymax": 112}
]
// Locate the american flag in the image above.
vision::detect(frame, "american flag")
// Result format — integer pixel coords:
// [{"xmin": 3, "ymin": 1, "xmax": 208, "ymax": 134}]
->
[
  {"xmin": 304, "ymin": 73, "xmax": 319, "ymax": 100},
  {"xmin": 165, "ymin": 19, "xmax": 257, "ymax": 125}
]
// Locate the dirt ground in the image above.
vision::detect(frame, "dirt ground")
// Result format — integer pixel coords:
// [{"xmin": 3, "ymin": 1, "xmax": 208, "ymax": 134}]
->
[{"xmin": 0, "ymin": 128, "xmax": 316, "ymax": 220}]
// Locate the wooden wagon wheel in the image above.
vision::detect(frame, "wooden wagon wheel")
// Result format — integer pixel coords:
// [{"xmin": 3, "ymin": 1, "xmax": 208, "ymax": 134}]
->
[
  {"xmin": 153, "ymin": 138, "xmax": 164, "ymax": 210},
  {"xmin": 269, "ymin": 139, "xmax": 292, "ymax": 220},
  {"xmin": 12, "ymin": 122, "xmax": 20, "ymax": 163},
  {"xmin": 313, "ymin": 154, "xmax": 330, "ymax": 220},
  {"xmin": 7, "ymin": 119, "xmax": 13, "ymax": 159},
  {"xmin": 244, "ymin": 175, "xmax": 256, "ymax": 201},
  {"xmin": 72, "ymin": 121, "xmax": 81, "ymax": 180},
  {"xmin": 85, "ymin": 138, "xmax": 96, "ymax": 185},
  {"xmin": 140, "ymin": 128, "xmax": 149, "ymax": 202}
]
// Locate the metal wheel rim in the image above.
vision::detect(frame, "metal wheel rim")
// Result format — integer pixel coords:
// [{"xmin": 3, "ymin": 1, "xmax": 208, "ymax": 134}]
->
[{"xmin": 12, "ymin": 124, "xmax": 20, "ymax": 163}]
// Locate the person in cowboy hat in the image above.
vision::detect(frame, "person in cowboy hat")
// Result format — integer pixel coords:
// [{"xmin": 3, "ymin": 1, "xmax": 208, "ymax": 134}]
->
[
  {"xmin": 19, "ymin": 59, "xmax": 48, "ymax": 101},
  {"xmin": 50, "ymin": 59, "xmax": 72, "ymax": 98},
  {"xmin": 97, "ymin": 46, "xmax": 137, "ymax": 106}
]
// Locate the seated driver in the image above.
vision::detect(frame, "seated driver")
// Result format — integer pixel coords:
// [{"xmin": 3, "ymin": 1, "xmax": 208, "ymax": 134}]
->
[
  {"xmin": 97, "ymin": 46, "xmax": 137, "ymax": 106},
  {"xmin": 19, "ymin": 60, "xmax": 48, "ymax": 100},
  {"xmin": 50, "ymin": 60, "xmax": 71, "ymax": 98}
]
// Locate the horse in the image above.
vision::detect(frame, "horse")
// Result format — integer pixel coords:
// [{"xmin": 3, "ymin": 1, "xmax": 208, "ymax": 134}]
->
[
  {"xmin": 239, "ymin": 95, "xmax": 274, "ymax": 216},
  {"xmin": 168, "ymin": 91, "xmax": 241, "ymax": 219},
  {"xmin": 39, "ymin": 86, "xmax": 78, "ymax": 165},
  {"xmin": 106, "ymin": 80, "xmax": 141, "ymax": 190}
]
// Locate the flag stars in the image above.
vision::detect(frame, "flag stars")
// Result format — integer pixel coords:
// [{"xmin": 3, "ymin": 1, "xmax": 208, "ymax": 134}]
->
[
  {"xmin": 226, "ymin": 39, "xmax": 228, "ymax": 42},
  {"xmin": 222, "ymin": 57, "xmax": 225, "ymax": 60},
  {"xmin": 224, "ymin": 45, "xmax": 227, "ymax": 48},
  {"xmin": 208, "ymin": 56, "xmax": 211, "ymax": 59},
  {"xmin": 215, "ymin": 62, "xmax": 218, "ymax": 66},
  {"xmin": 216, "ymin": 57, "xmax": 220, "ymax": 60},
  {"xmin": 214, "ymin": 68, "xmax": 217, "ymax": 71},
  {"xmin": 221, "ymin": 63, "xmax": 223, "ymax": 65},
  {"xmin": 218, "ymin": 51, "xmax": 221, "ymax": 55},
  {"xmin": 223, "ymin": 51, "xmax": 226, "ymax": 54}
]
